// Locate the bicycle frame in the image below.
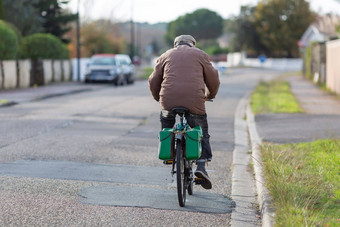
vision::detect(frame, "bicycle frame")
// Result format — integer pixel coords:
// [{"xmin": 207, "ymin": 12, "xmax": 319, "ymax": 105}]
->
[
  {"xmin": 171, "ymin": 113, "xmax": 190, "ymax": 175},
  {"xmin": 169, "ymin": 111, "xmax": 195, "ymax": 206}
]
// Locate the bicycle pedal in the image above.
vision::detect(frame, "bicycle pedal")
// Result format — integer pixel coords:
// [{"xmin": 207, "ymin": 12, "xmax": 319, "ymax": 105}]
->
[
  {"xmin": 163, "ymin": 160, "xmax": 173, "ymax": 165},
  {"xmin": 194, "ymin": 178, "xmax": 204, "ymax": 184}
]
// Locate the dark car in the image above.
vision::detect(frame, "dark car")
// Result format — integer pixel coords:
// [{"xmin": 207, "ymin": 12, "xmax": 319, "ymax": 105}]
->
[{"xmin": 84, "ymin": 54, "xmax": 125, "ymax": 86}]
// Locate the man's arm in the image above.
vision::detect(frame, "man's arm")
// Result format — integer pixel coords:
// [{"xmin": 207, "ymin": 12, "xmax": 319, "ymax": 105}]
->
[
  {"xmin": 148, "ymin": 57, "xmax": 164, "ymax": 102},
  {"xmin": 201, "ymin": 52, "xmax": 220, "ymax": 99}
]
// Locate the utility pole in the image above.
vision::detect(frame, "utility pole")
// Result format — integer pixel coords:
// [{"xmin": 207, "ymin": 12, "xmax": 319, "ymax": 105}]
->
[
  {"xmin": 76, "ymin": 0, "xmax": 81, "ymax": 81},
  {"xmin": 130, "ymin": 0, "xmax": 135, "ymax": 60}
]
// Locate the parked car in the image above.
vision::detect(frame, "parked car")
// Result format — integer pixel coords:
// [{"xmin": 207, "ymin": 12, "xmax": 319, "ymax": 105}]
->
[
  {"xmin": 115, "ymin": 54, "xmax": 135, "ymax": 84},
  {"xmin": 84, "ymin": 54, "xmax": 125, "ymax": 86}
]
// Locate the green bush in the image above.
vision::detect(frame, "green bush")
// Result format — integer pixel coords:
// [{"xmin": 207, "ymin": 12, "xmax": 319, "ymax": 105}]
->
[
  {"xmin": 0, "ymin": 20, "xmax": 19, "ymax": 59},
  {"xmin": 20, "ymin": 33, "xmax": 70, "ymax": 60},
  {"xmin": 205, "ymin": 45, "xmax": 229, "ymax": 55},
  {"xmin": 60, "ymin": 43, "xmax": 70, "ymax": 59}
]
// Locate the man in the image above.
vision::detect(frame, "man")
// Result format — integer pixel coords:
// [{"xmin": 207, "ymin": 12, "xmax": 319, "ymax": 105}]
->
[{"xmin": 149, "ymin": 35, "xmax": 220, "ymax": 189}]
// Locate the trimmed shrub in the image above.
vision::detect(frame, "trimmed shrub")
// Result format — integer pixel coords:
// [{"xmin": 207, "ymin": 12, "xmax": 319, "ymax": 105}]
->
[
  {"xmin": 60, "ymin": 44, "xmax": 70, "ymax": 59},
  {"xmin": 20, "ymin": 33, "xmax": 70, "ymax": 60},
  {"xmin": 0, "ymin": 20, "xmax": 19, "ymax": 59}
]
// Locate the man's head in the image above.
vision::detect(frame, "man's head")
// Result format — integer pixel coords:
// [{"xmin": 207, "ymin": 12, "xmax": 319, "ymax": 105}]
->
[{"xmin": 174, "ymin": 35, "xmax": 196, "ymax": 47}]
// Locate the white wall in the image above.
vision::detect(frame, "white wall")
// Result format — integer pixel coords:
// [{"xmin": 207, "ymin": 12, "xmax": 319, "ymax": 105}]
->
[
  {"xmin": 225, "ymin": 52, "xmax": 303, "ymax": 71},
  {"xmin": 3, "ymin": 60, "xmax": 17, "ymax": 89},
  {"xmin": 18, "ymin": 60, "xmax": 31, "ymax": 88},
  {"xmin": 43, "ymin": 60, "xmax": 53, "ymax": 84},
  {"xmin": 53, "ymin": 60, "xmax": 62, "ymax": 82},
  {"xmin": 0, "ymin": 59, "xmax": 72, "ymax": 90},
  {"xmin": 72, "ymin": 58, "xmax": 90, "ymax": 81},
  {"xmin": 63, "ymin": 60, "xmax": 72, "ymax": 81}
]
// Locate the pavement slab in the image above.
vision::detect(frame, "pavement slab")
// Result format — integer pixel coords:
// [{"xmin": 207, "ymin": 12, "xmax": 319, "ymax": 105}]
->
[
  {"xmin": 255, "ymin": 113, "xmax": 340, "ymax": 143},
  {"xmin": 79, "ymin": 185, "xmax": 234, "ymax": 214},
  {"xmin": 0, "ymin": 160, "xmax": 172, "ymax": 185}
]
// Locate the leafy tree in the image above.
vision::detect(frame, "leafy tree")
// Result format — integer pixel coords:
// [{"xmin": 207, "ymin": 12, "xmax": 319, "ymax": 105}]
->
[
  {"xmin": 254, "ymin": 0, "xmax": 316, "ymax": 57},
  {"xmin": 80, "ymin": 21, "xmax": 125, "ymax": 57},
  {"xmin": 165, "ymin": 8, "xmax": 223, "ymax": 45},
  {"xmin": 0, "ymin": 0, "xmax": 4, "ymax": 20},
  {"xmin": 3, "ymin": 0, "xmax": 43, "ymax": 36},
  {"xmin": 34, "ymin": 0, "xmax": 77, "ymax": 43},
  {"xmin": 3, "ymin": 0, "xmax": 76, "ymax": 41},
  {"xmin": 226, "ymin": 6, "xmax": 267, "ymax": 55}
]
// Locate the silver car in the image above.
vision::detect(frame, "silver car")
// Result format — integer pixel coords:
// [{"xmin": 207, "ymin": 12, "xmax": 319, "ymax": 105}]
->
[
  {"xmin": 84, "ymin": 54, "xmax": 125, "ymax": 86},
  {"xmin": 115, "ymin": 54, "xmax": 135, "ymax": 84}
]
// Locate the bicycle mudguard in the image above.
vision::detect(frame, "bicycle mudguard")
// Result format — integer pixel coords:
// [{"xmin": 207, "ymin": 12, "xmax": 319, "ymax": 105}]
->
[
  {"xmin": 158, "ymin": 128, "xmax": 174, "ymax": 160},
  {"xmin": 185, "ymin": 126, "xmax": 202, "ymax": 160}
]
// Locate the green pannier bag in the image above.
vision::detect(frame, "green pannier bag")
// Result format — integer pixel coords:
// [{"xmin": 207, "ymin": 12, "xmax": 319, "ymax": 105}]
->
[
  {"xmin": 185, "ymin": 126, "xmax": 202, "ymax": 160},
  {"xmin": 158, "ymin": 128, "xmax": 174, "ymax": 160}
]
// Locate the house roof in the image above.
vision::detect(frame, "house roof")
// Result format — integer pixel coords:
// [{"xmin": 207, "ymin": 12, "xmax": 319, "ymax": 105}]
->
[
  {"xmin": 314, "ymin": 14, "xmax": 340, "ymax": 37},
  {"xmin": 299, "ymin": 14, "xmax": 340, "ymax": 48}
]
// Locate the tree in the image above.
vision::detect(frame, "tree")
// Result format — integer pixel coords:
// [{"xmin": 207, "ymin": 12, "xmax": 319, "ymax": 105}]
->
[
  {"xmin": 254, "ymin": 0, "xmax": 316, "ymax": 57},
  {"xmin": 165, "ymin": 9, "xmax": 223, "ymax": 45},
  {"xmin": 3, "ymin": 0, "xmax": 43, "ymax": 36},
  {"xmin": 226, "ymin": 6, "xmax": 267, "ymax": 55},
  {"xmin": 34, "ymin": 0, "xmax": 77, "ymax": 43},
  {"xmin": 80, "ymin": 20, "xmax": 126, "ymax": 57},
  {"xmin": 0, "ymin": 0, "xmax": 5, "ymax": 20}
]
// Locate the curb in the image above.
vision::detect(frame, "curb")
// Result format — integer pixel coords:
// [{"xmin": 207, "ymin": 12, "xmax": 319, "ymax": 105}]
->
[
  {"xmin": 246, "ymin": 104, "xmax": 276, "ymax": 227},
  {"xmin": 0, "ymin": 88, "xmax": 93, "ymax": 108},
  {"xmin": 231, "ymin": 91, "xmax": 260, "ymax": 227}
]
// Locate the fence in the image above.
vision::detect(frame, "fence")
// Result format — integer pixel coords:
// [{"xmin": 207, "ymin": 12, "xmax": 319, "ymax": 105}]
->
[
  {"xmin": 326, "ymin": 40, "xmax": 340, "ymax": 95},
  {"xmin": 225, "ymin": 52, "xmax": 303, "ymax": 71},
  {"xmin": 302, "ymin": 42, "xmax": 327, "ymax": 84},
  {"xmin": 71, "ymin": 58, "xmax": 90, "ymax": 81},
  {"xmin": 0, "ymin": 59, "xmax": 72, "ymax": 90}
]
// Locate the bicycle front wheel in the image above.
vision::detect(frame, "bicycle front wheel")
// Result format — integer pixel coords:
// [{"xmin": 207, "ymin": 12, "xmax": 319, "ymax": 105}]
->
[{"xmin": 176, "ymin": 139, "xmax": 186, "ymax": 207}]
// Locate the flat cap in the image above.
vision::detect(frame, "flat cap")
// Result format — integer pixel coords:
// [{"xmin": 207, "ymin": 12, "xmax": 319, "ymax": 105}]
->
[{"xmin": 174, "ymin": 35, "xmax": 196, "ymax": 46}]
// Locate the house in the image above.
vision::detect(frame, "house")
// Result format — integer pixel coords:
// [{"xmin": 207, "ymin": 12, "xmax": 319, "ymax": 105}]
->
[{"xmin": 299, "ymin": 14, "xmax": 340, "ymax": 48}]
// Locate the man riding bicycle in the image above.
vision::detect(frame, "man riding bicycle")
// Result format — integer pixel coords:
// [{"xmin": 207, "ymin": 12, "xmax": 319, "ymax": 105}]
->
[{"xmin": 149, "ymin": 35, "xmax": 220, "ymax": 189}]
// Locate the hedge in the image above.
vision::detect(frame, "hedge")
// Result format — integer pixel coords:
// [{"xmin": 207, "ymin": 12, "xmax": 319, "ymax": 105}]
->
[
  {"xmin": 20, "ymin": 33, "xmax": 70, "ymax": 60},
  {"xmin": 0, "ymin": 20, "xmax": 19, "ymax": 59}
]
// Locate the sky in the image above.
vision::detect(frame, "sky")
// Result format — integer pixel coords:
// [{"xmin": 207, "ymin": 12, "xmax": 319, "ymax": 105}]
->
[{"xmin": 65, "ymin": 0, "xmax": 340, "ymax": 24}]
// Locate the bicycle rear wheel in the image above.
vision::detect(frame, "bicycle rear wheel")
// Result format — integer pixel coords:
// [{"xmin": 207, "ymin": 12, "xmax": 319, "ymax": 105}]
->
[
  {"xmin": 176, "ymin": 139, "xmax": 186, "ymax": 207},
  {"xmin": 187, "ymin": 167, "xmax": 193, "ymax": 195}
]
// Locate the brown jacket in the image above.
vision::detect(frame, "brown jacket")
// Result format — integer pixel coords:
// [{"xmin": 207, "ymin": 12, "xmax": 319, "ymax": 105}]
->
[{"xmin": 149, "ymin": 45, "xmax": 220, "ymax": 115}]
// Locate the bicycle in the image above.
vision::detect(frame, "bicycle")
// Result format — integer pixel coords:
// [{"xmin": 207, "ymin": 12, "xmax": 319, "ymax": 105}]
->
[{"xmin": 158, "ymin": 107, "xmax": 204, "ymax": 207}]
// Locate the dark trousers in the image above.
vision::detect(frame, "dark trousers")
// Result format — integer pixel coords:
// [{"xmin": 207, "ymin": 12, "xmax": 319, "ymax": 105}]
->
[{"xmin": 160, "ymin": 110, "xmax": 212, "ymax": 161}]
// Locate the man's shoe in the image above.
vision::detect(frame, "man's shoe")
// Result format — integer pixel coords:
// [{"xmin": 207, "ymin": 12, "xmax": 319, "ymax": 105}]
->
[{"xmin": 195, "ymin": 165, "xmax": 212, "ymax": 189}]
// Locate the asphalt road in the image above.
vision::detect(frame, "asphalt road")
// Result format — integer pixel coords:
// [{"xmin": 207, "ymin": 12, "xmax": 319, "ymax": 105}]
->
[{"xmin": 0, "ymin": 68, "xmax": 279, "ymax": 226}]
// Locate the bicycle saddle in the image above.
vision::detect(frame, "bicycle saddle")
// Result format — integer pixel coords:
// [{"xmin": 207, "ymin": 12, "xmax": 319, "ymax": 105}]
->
[{"xmin": 171, "ymin": 107, "xmax": 189, "ymax": 115}]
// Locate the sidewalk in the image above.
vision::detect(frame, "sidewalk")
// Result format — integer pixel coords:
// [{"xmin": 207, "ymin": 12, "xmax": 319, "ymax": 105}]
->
[
  {"xmin": 255, "ymin": 75, "xmax": 340, "ymax": 144},
  {"xmin": 248, "ymin": 75, "xmax": 340, "ymax": 227},
  {"xmin": 0, "ymin": 82, "xmax": 107, "ymax": 107}
]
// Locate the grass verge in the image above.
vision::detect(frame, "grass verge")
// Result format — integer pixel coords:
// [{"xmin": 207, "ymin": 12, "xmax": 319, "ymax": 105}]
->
[
  {"xmin": 261, "ymin": 139, "xmax": 340, "ymax": 226},
  {"xmin": 251, "ymin": 79, "xmax": 302, "ymax": 114},
  {"xmin": 140, "ymin": 67, "xmax": 154, "ymax": 80}
]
